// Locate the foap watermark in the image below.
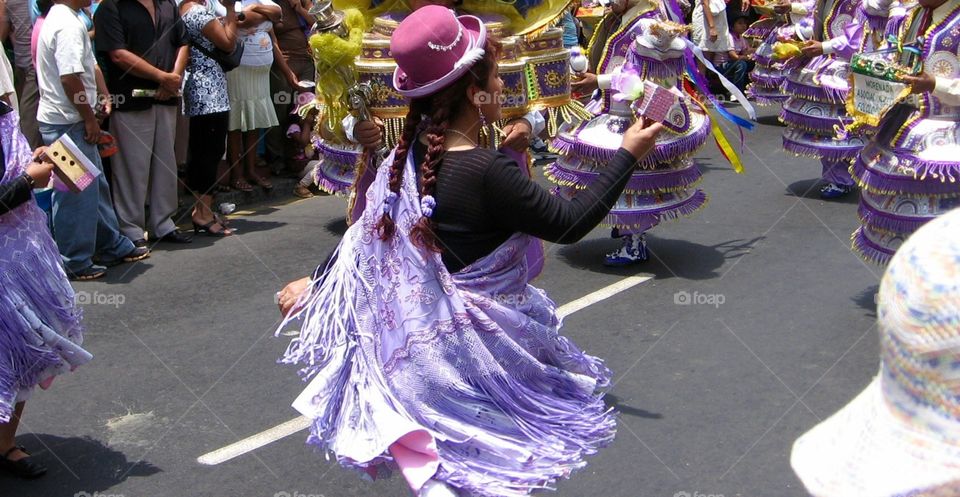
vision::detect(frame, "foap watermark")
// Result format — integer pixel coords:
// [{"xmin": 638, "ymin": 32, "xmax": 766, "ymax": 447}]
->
[
  {"xmin": 75, "ymin": 291, "xmax": 126, "ymax": 308},
  {"xmin": 73, "ymin": 93, "xmax": 126, "ymax": 107},
  {"xmin": 274, "ymin": 492, "xmax": 326, "ymax": 497},
  {"xmin": 473, "ymin": 91, "xmax": 527, "ymax": 108},
  {"xmin": 492, "ymin": 293, "xmax": 529, "ymax": 306},
  {"xmin": 674, "ymin": 290, "xmax": 725, "ymax": 308},
  {"xmin": 673, "ymin": 491, "xmax": 724, "ymax": 497},
  {"xmin": 74, "ymin": 492, "xmax": 125, "ymax": 497}
]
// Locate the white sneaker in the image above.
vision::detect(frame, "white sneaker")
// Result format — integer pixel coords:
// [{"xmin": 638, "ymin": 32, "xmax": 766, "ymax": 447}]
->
[{"xmin": 419, "ymin": 479, "xmax": 459, "ymax": 497}]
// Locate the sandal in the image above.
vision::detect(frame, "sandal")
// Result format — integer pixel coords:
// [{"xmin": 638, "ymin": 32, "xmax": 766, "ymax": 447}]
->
[
  {"xmin": 216, "ymin": 183, "xmax": 233, "ymax": 193},
  {"xmin": 193, "ymin": 219, "xmax": 234, "ymax": 237},
  {"xmin": 213, "ymin": 212, "xmax": 231, "ymax": 227},
  {"xmin": 232, "ymin": 179, "xmax": 253, "ymax": 192},
  {"xmin": 250, "ymin": 175, "xmax": 273, "ymax": 190},
  {"xmin": 0, "ymin": 446, "xmax": 47, "ymax": 479}
]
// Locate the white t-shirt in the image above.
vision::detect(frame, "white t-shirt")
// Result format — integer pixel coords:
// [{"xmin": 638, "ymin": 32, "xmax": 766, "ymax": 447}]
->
[
  {"xmin": 36, "ymin": 4, "xmax": 98, "ymax": 125},
  {"xmin": 0, "ymin": 49, "xmax": 19, "ymax": 112}
]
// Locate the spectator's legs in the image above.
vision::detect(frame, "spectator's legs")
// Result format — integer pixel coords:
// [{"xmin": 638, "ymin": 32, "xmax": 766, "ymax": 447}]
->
[
  {"xmin": 13, "ymin": 66, "xmax": 41, "ymax": 149},
  {"xmin": 266, "ymin": 59, "xmax": 315, "ymax": 174},
  {"xmin": 243, "ymin": 129, "xmax": 270, "ymax": 188},
  {"xmin": 42, "ymin": 122, "xmax": 134, "ymax": 272},
  {"xmin": 188, "ymin": 111, "xmax": 231, "ymax": 232},
  {"xmin": 226, "ymin": 129, "xmax": 250, "ymax": 191},
  {"xmin": 147, "ymin": 105, "xmax": 179, "ymax": 238},
  {"xmin": 265, "ymin": 65, "xmax": 292, "ymax": 172},
  {"xmin": 109, "ymin": 109, "xmax": 154, "ymax": 242}
]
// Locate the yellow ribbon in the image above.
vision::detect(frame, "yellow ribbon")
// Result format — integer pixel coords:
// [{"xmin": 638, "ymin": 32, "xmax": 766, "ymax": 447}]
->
[{"xmin": 692, "ymin": 97, "xmax": 745, "ymax": 174}]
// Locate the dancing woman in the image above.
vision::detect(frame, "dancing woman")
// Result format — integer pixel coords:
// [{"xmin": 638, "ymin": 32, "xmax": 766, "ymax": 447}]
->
[
  {"xmin": 275, "ymin": 6, "xmax": 662, "ymax": 497},
  {"xmin": 0, "ymin": 101, "xmax": 92, "ymax": 479}
]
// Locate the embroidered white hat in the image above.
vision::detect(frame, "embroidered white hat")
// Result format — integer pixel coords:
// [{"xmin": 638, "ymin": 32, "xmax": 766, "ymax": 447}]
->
[{"xmin": 791, "ymin": 208, "xmax": 960, "ymax": 497}]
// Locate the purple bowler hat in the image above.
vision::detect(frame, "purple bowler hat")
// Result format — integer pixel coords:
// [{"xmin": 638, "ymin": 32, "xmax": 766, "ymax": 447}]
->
[{"xmin": 390, "ymin": 5, "xmax": 488, "ymax": 98}]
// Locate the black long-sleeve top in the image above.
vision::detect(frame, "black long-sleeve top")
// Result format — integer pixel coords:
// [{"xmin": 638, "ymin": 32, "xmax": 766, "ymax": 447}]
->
[
  {"xmin": 311, "ymin": 142, "xmax": 639, "ymax": 279},
  {"xmin": 413, "ymin": 140, "xmax": 639, "ymax": 272},
  {"xmin": 0, "ymin": 144, "xmax": 31, "ymax": 216}
]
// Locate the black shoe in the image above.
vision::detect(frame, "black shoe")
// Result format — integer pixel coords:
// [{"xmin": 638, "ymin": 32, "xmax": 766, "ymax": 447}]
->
[
  {"xmin": 99, "ymin": 246, "xmax": 151, "ymax": 267},
  {"xmin": 133, "ymin": 238, "xmax": 148, "ymax": 248},
  {"xmin": 0, "ymin": 446, "xmax": 47, "ymax": 479},
  {"xmin": 66, "ymin": 264, "xmax": 107, "ymax": 281},
  {"xmin": 157, "ymin": 229, "xmax": 193, "ymax": 244}
]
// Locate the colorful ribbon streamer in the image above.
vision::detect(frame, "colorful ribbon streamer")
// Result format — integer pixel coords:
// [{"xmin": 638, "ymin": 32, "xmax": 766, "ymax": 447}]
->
[{"xmin": 690, "ymin": 91, "xmax": 746, "ymax": 174}]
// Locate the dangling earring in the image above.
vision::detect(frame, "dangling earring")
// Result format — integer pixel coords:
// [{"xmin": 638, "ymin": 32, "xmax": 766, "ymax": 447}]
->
[{"xmin": 477, "ymin": 105, "xmax": 487, "ymax": 127}]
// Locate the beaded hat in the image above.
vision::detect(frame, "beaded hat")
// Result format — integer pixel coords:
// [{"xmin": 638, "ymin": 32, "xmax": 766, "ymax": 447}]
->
[
  {"xmin": 391, "ymin": 5, "xmax": 487, "ymax": 98},
  {"xmin": 791, "ymin": 208, "xmax": 960, "ymax": 496}
]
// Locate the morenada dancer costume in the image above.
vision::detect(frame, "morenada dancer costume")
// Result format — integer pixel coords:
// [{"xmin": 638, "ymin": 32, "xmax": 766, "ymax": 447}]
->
[
  {"xmin": 548, "ymin": 0, "xmax": 755, "ymax": 266},
  {"xmin": 0, "ymin": 102, "xmax": 92, "ymax": 478},
  {"xmin": 780, "ymin": 0, "xmax": 899, "ymax": 199},
  {"xmin": 850, "ymin": 0, "xmax": 960, "ymax": 264},
  {"xmin": 275, "ymin": 6, "xmax": 666, "ymax": 496},
  {"xmin": 747, "ymin": 0, "xmax": 817, "ymax": 105},
  {"xmin": 322, "ymin": 0, "xmax": 581, "ymax": 224}
]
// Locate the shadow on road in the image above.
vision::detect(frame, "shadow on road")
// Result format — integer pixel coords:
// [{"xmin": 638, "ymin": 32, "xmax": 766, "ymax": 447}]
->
[
  {"xmin": 558, "ymin": 236, "xmax": 763, "ymax": 280},
  {"xmin": 0, "ymin": 434, "xmax": 160, "ymax": 495},
  {"xmin": 852, "ymin": 284, "xmax": 879, "ymax": 316},
  {"xmin": 325, "ymin": 217, "xmax": 348, "ymax": 237},
  {"xmin": 756, "ymin": 114, "xmax": 785, "ymax": 127},
  {"xmin": 605, "ymin": 394, "xmax": 663, "ymax": 420}
]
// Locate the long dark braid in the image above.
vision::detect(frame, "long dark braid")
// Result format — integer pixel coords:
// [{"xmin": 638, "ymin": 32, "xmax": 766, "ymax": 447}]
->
[
  {"xmin": 375, "ymin": 100, "xmax": 425, "ymax": 240},
  {"xmin": 409, "ymin": 103, "xmax": 451, "ymax": 252}
]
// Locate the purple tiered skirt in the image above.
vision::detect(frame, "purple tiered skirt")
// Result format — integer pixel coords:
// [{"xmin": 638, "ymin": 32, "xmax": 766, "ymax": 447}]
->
[{"xmin": 851, "ymin": 104, "xmax": 960, "ymax": 264}]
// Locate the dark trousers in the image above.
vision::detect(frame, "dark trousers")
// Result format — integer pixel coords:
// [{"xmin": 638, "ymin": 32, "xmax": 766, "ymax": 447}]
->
[
  {"xmin": 718, "ymin": 59, "xmax": 755, "ymax": 93},
  {"xmin": 187, "ymin": 111, "xmax": 229, "ymax": 194}
]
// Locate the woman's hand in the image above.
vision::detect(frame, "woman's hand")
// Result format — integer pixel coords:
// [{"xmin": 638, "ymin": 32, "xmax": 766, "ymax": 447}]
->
[
  {"xmin": 26, "ymin": 150, "xmax": 54, "ymax": 188},
  {"xmin": 709, "ymin": 26, "xmax": 719, "ymax": 42},
  {"xmin": 277, "ymin": 277, "xmax": 311, "ymax": 316},
  {"xmin": 571, "ymin": 72, "xmax": 599, "ymax": 94},
  {"xmin": 902, "ymin": 72, "xmax": 936, "ymax": 95},
  {"xmin": 801, "ymin": 40, "xmax": 823, "ymax": 57},
  {"xmin": 500, "ymin": 118, "xmax": 533, "ymax": 152},
  {"xmin": 355, "ymin": 118, "xmax": 384, "ymax": 150},
  {"xmin": 621, "ymin": 117, "xmax": 664, "ymax": 160}
]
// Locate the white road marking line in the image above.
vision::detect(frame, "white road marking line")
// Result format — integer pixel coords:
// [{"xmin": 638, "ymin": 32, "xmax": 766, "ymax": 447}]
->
[
  {"xmin": 556, "ymin": 275, "xmax": 652, "ymax": 319},
  {"xmin": 196, "ymin": 274, "xmax": 653, "ymax": 466},
  {"xmin": 197, "ymin": 416, "xmax": 311, "ymax": 466}
]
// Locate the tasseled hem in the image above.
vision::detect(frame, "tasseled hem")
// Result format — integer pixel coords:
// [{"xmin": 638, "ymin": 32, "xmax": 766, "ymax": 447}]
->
[
  {"xmin": 625, "ymin": 54, "xmax": 686, "ymax": 81},
  {"xmin": 316, "ymin": 174, "xmax": 354, "ymax": 196},
  {"xmin": 782, "ymin": 135, "xmax": 859, "ymax": 162},
  {"xmin": 549, "ymin": 121, "xmax": 710, "ymax": 167},
  {"xmin": 780, "ymin": 106, "xmax": 851, "ymax": 133},
  {"xmin": 851, "ymin": 227, "xmax": 895, "ymax": 266},
  {"xmin": 782, "ymin": 79, "xmax": 848, "ymax": 105},
  {"xmin": 857, "ymin": 200, "xmax": 933, "ymax": 236},
  {"xmin": 545, "ymin": 160, "xmax": 703, "ymax": 194},
  {"xmin": 749, "ymin": 71, "xmax": 786, "ymax": 87},
  {"xmin": 851, "ymin": 155, "xmax": 960, "ymax": 197},
  {"xmin": 602, "ymin": 189, "xmax": 708, "ymax": 229}
]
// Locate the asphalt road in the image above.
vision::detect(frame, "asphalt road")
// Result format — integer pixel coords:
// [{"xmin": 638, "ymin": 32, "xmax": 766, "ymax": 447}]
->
[{"xmin": 3, "ymin": 104, "xmax": 883, "ymax": 497}]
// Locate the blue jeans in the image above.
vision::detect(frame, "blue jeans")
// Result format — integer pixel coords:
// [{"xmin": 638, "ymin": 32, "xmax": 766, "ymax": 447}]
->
[
  {"xmin": 40, "ymin": 121, "xmax": 134, "ymax": 273},
  {"xmin": 718, "ymin": 60, "xmax": 754, "ymax": 94}
]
